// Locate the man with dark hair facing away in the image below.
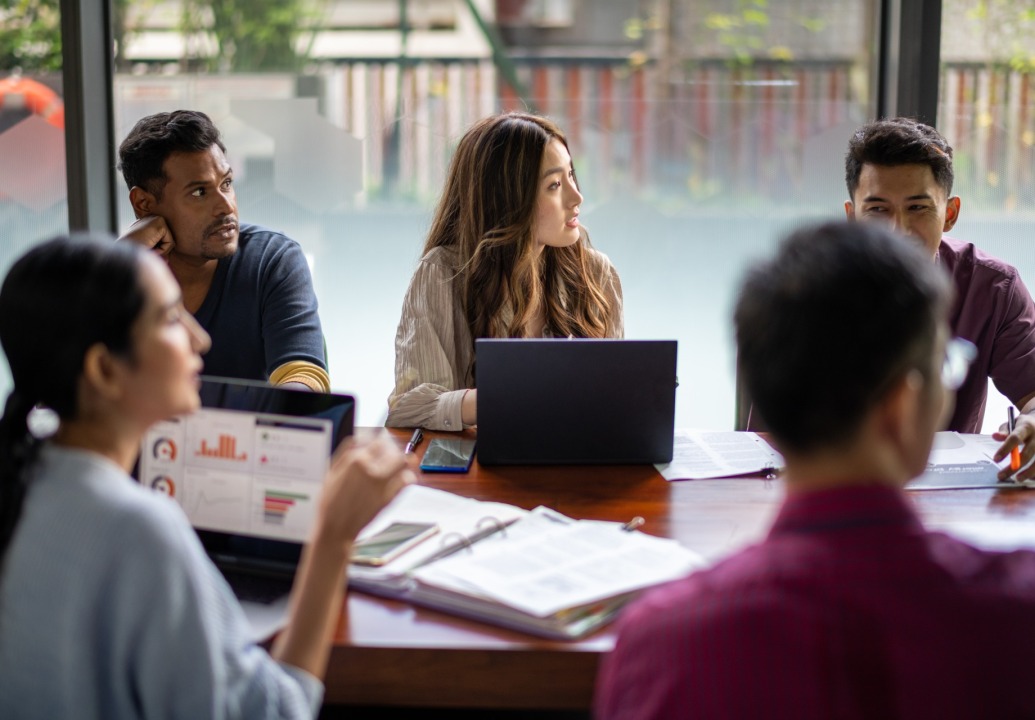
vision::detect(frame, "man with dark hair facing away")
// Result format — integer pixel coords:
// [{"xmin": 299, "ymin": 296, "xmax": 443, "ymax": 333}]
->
[
  {"xmin": 596, "ymin": 221, "xmax": 1035, "ymax": 720},
  {"xmin": 118, "ymin": 110, "xmax": 329, "ymax": 392},
  {"xmin": 844, "ymin": 117, "xmax": 1035, "ymax": 479}
]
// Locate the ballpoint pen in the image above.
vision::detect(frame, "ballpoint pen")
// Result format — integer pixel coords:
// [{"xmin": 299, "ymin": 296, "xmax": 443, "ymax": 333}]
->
[
  {"xmin": 405, "ymin": 427, "xmax": 424, "ymax": 454},
  {"xmin": 1009, "ymin": 407, "xmax": 1021, "ymax": 472}
]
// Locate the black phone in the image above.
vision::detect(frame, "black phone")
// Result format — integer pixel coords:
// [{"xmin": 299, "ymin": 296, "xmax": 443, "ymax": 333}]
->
[{"xmin": 420, "ymin": 438, "xmax": 477, "ymax": 473}]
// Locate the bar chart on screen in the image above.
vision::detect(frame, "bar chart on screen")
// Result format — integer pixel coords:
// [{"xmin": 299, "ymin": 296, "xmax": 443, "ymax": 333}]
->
[
  {"xmin": 140, "ymin": 408, "xmax": 332, "ymax": 542},
  {"xmin": 187, "ymin": 410, "xmax": 255, "ymax": 470},
  {"xmin": 254, "ymin": 478, "xmax": 317, "ymax": 540},
  {"xmin": 196, "ymin": 434, "xmax": 248, "ymax": 461}
]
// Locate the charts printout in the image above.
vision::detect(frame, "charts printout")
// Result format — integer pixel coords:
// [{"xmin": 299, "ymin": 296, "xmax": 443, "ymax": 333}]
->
[
  {"xmin": 140, "ymin": 408, "xmax": 332, "ymax": 542},
  {"xmin": 907, "ymin": 431, "xmax": 1015, "ymax": 490},
  {"xmin": 656, "ymin": 430, "xmax": 785, "ymax": 481}
]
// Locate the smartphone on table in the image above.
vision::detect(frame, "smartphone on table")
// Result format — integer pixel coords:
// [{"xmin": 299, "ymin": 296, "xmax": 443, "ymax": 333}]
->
[
  {"xmin": 419, "ymin": 438, "xmax": 477, "ymax": 473},
  {"xmin": 350, "ymin": 522, "xmax": 439, "ymax": 566}
]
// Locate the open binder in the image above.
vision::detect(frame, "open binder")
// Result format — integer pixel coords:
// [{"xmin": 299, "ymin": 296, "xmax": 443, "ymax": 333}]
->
[{"xmin": 348, "ymin": 486, "xmax": 705, "ymax": 639}]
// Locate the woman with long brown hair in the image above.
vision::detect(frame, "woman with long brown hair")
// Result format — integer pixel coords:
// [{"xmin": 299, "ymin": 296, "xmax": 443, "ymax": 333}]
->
[{"xmin": 386, "ymin": 112, "xmax": 624, "ymax": 430}]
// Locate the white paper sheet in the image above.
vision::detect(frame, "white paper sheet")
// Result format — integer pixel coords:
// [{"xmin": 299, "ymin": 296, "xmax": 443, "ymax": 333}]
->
[
  {"xmin": 411, "ymin": 508, "xmax": 705, "ymax": 618},
  {"xmin": 907, "ymin": 432, "xmax": 1016, "ymax": 490},
  {"xmin": 656, "ymin": 430, "xmax": 784, "ymax": 481}
]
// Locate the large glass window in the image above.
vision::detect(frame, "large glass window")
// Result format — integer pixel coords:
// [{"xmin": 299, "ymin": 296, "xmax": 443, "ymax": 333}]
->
[
  {"xmin": 940, "ymin": 0, "xmax": 1035, "ymax": 432},
  {"xmin": 0, "ymin": 0, "xmax": 68, "ymax": 391},
  {"xmin": 112, "ymin": 0, "xmax": 877, "ymax": 428}
]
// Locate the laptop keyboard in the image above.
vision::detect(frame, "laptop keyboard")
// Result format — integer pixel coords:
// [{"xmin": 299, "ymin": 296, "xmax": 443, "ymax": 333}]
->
[{"xmin": 221, "ymin": 570, "xmax": 293, "ymax": 605}]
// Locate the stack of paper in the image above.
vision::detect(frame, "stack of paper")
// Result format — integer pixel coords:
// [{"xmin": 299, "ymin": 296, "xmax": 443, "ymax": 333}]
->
[
  {"xmin": 407, "ymin": 508, "xmax": 705, "ymax": 639},
  {"xmin": 347, "ymin": 488, "xmax": 706, "ymax": 639},
  {"xmin": 657, "ymin": 430, "xmax": 784, "ymax": 481}
]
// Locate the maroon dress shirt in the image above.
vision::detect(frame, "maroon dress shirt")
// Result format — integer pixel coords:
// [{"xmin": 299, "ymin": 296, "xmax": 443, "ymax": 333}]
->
[
  {"xmin": 940, "ymin": 237, "xmax": 1035, "ymax": 432},
  {"xmin": 595, "ymin": 485, "xmax": 1035, "ymax": 720},
  {"xmin": 745, "ymin": 237, "xmax": 1035, "ymax": 434}
]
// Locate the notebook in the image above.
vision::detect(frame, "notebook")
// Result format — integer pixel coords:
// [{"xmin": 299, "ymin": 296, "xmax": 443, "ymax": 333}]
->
[
  {"xmin": 138, "ymin": 376, "xmax": 355, "ymax": 637},
  {"xmin": 475, "ymin": 339, "xmax": 678, "ymax": 465},
  {"xmin": 349, "ymin": 485, "xmax": 704, "ymax": 639}
]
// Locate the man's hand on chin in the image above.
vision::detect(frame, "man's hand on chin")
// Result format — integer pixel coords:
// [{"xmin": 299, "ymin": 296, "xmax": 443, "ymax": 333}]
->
[{"xmin": 120, "ymin": 215, "xmax": 175, "ymax": 258}]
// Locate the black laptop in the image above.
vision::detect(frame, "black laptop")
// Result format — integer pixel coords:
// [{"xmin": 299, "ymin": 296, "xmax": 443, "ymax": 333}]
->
[
  {"xmin": 475, "ymin": 339, "xmax": 677, "ymax": 465},
  {"xmin": 138, "ymin": 376, "xmax": 355, "ymax": 606}
]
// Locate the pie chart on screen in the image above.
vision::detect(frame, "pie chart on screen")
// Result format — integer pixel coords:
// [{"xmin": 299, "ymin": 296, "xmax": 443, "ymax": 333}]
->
[
  {"xmin": 152, "ymin": 437, "xmax": 178, "ymax": 462},
  {"xmin": 151, "ymin": 476, "xmax": 176, "ymax": 497}
]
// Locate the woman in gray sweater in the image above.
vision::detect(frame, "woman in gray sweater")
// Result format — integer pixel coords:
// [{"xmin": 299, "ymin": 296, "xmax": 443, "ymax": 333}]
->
[{"xmin": 0, "ymin": 236, "xmax": 412, "ymax": 719}]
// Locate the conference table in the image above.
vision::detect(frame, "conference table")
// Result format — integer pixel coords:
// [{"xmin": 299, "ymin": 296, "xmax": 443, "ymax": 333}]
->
[{"xmin": 323, "ymin": 428, "xmax": 1035, "ymax": 712}]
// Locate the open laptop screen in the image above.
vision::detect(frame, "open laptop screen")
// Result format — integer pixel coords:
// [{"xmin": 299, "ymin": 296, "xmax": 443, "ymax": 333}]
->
[{"xmin": 138, "ymin": 376, "xmax": 354, "ymax": 570}]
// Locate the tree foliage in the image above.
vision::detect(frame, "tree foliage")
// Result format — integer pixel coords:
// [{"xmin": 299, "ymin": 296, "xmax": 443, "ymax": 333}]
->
[
  {"xmin": 700, "ymin": 0, "xmax": 823, "ymax": 66},
  {"xmin": 181, "ymin": 0, "xmax": 319, "ymax": 72},
  {"xmin": 959, "ymin": 0, "xmax": 1035, "ymax": 71},
  {"xmin": 0, "ymin": 0, "xmax": 62, "ymax": 72}
]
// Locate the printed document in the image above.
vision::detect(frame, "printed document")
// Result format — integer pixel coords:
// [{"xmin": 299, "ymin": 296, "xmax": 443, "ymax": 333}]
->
[
  {"xmin": 657, "ymin": 430, "xmax": 784, "ymax": 481},
  {"xmin": 907, "ymin": 432, "xmax": 1012, "ymax": 490},
  {"xmin": 411, "ymin": 508, "xmax": 704, "ymax": 618}
]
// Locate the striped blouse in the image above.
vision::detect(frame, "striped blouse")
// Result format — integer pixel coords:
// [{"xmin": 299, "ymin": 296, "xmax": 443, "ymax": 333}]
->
[{"xmin": 386, "ymin": 244, "xmax": 624, "ymax": 430}]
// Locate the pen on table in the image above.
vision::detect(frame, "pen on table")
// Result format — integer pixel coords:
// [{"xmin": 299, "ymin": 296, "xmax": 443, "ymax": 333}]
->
[
  {"xmin": 1009, "ymin": 407, "xmax": 1021, "ymax": 472},
  {"xmin": 405, "ymin": 428, "xmax": 424, "ymax": 454}
]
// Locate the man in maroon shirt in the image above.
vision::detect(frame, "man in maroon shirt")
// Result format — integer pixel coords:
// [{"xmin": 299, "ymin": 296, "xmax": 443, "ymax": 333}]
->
[
  {"xmin": 844, "ymin": 118, "xmax": 1035, "ymax": 479},
  {"xmin": 596, "ymin": 221, "xmax": 1035, "ymax": 720}
]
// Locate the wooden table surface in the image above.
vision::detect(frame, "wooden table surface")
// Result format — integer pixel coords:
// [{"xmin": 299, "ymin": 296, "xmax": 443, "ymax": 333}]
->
[{"xmin": 325, "ymin": 428, "xmax": 1035, "ymax": 710}]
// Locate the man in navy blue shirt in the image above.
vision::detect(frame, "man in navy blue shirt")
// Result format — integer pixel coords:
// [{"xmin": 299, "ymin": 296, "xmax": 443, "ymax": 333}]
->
[{"xmin": 117, "ymin": 110, "xmax": 328, "ymax": 392}]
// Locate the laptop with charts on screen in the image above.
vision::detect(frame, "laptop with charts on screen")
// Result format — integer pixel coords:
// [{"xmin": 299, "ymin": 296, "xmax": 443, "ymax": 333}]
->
[{"xmin": 138, "ymin": 376, "xmax": 355, "ymax": 626}]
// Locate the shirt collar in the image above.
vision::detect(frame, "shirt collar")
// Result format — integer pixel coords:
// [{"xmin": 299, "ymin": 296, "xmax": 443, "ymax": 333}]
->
[{"xmin": 769, "ymin": 484, "xmax": 922, "ymax": 538}]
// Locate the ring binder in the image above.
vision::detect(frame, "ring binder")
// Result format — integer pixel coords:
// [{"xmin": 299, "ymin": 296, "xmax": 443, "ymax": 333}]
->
[
  {"xmin": 347, "ymin": 486, "xmax": 706, "ymax": 640},
  {"xmin": 475, "ymin": 515, "xmax": 510, "ymax": 535},
  {"xmin": 406, "ymin": 506, "xmax": 706, "ymax": 639},
  {"xmin": 437, "ymin": 531, "xmax": 475, "ymax": 554},
  {"xmin": 410, "ymin": 515, "xmax": 518, "ymax": 570}
]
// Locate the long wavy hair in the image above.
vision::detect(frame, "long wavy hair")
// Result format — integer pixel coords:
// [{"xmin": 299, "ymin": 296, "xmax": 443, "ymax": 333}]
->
[
  {"xmin": 0, "ymin": 236, "xmax": 146, "ymax": 569},
  {"xmin": 424, "ymin": 112, "xmax": 617, "ymax": 369}
]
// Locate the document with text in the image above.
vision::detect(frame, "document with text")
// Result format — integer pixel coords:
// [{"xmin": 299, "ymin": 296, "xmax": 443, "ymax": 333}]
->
[
  {"xmin": 656, "ymin": 430, "xmax": 784, "ymax": 481},
  {"xmin": 403, "ymin": 507, "xmax": 706, "ymax": 638},
  {"xmin": 411, "ymin": 508, "xmax": 704, "ymax": 618},
  {"xmin": 907, "ymin": 431, "xmax": 1016, "ymax": 490}
]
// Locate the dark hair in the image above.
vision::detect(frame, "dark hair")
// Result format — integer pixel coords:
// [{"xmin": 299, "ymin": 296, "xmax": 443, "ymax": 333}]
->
[
  {"xmin": 117, "ymin": 110, "xmax": 226, "ymax": 199},
  {"xmin": 0, "ymin": 235, "xmax": 147, "ymax": 564},
  {"xmin": 735, "ymin": 221, "xmax": 951, "ymax": 454},
  {"xmin": 845, "ymin": 118, "xmax": 954, "ymax": 198}
]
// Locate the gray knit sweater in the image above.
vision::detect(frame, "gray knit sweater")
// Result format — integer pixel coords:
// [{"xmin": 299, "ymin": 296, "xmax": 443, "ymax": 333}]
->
[{"xmin": 0, "ymin": 444, "xmax": 322, "ymax": 719}]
